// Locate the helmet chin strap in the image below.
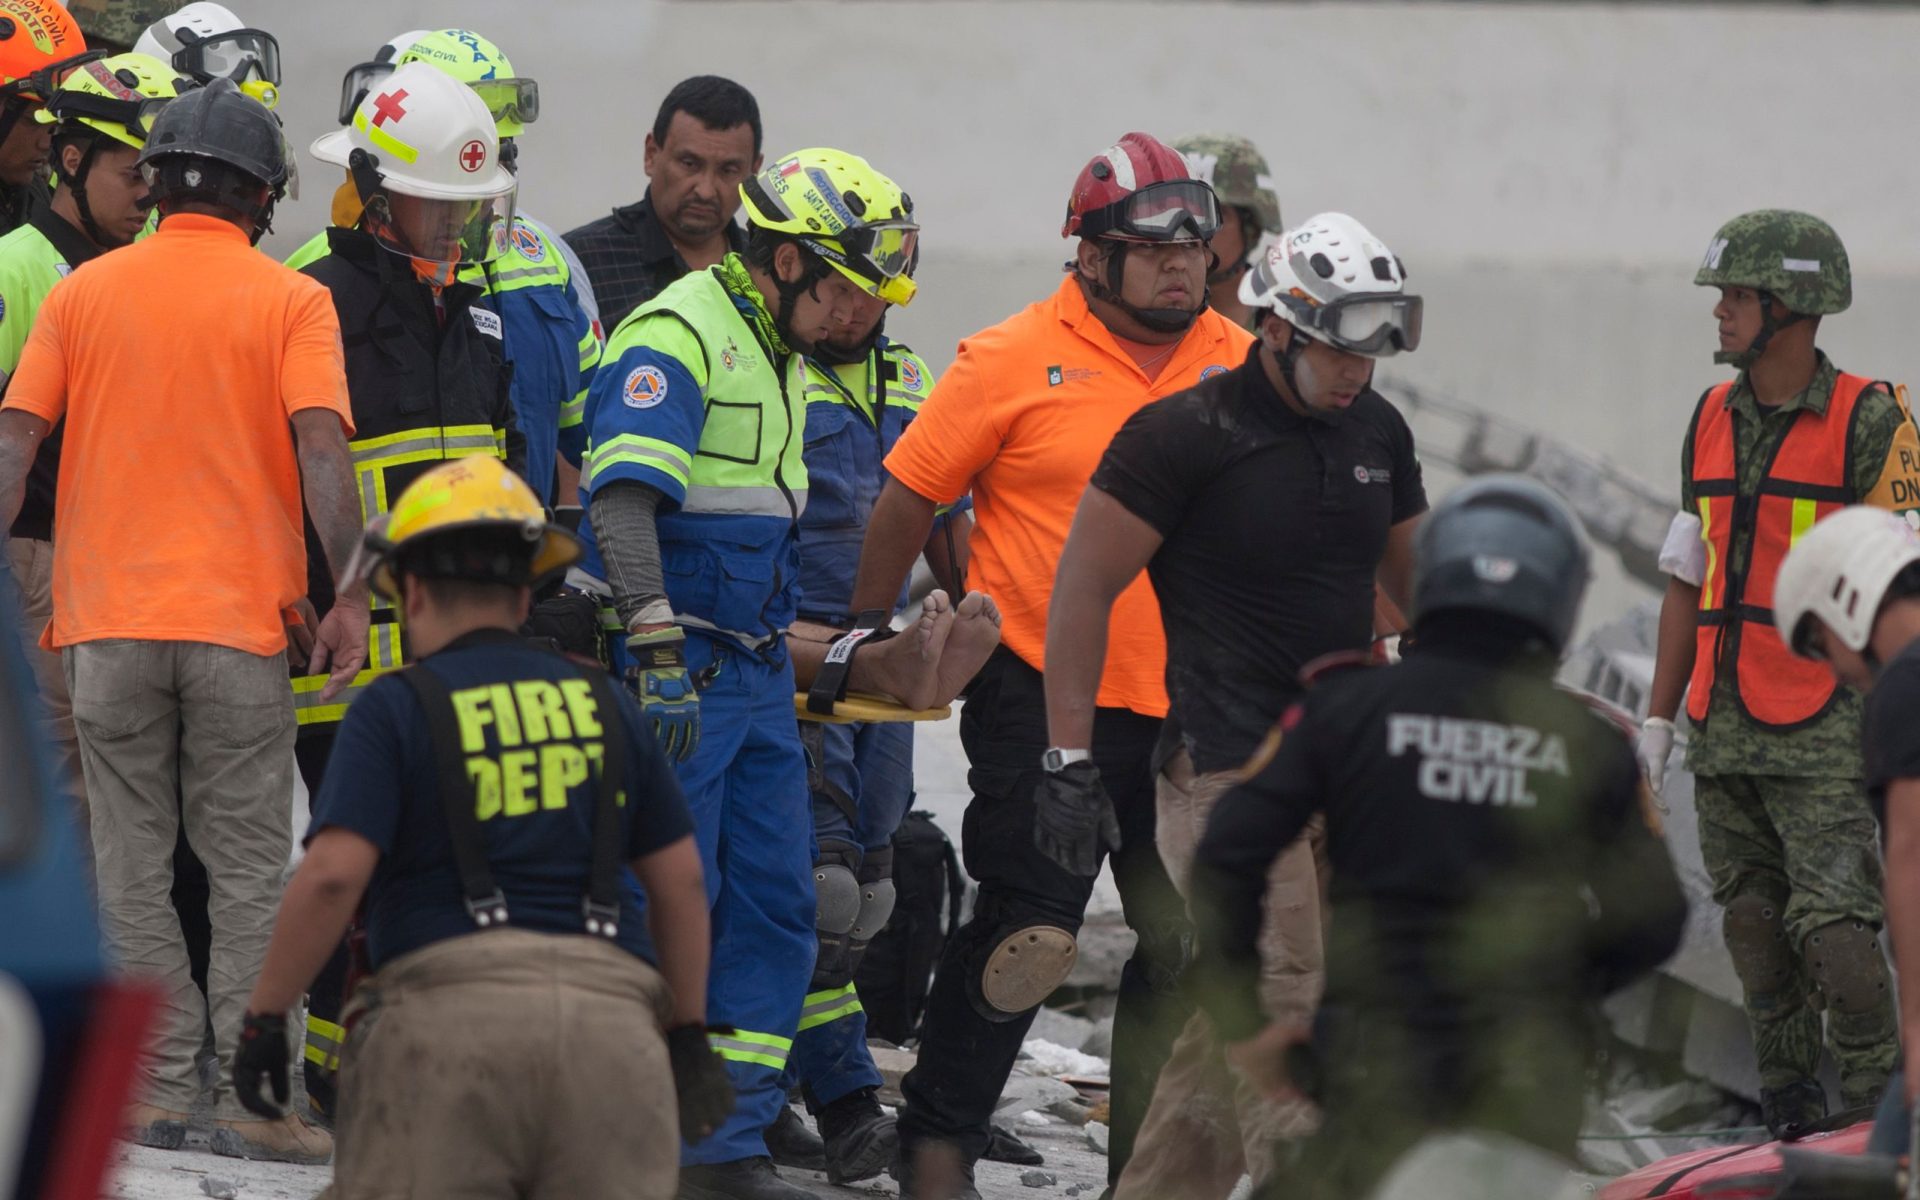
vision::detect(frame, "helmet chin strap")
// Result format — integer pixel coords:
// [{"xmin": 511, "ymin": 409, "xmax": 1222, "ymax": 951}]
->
[
  {"xmin": 1087, "ymin": 240, "xmax": 1208, "ymax": 334},
  {"xmin": 810, "ymin": 310, "xmax": 886, "ymax": 366},
  {"xmin": 1717, "ymin": 289, "xmax": 1808, "ymax": 369}
]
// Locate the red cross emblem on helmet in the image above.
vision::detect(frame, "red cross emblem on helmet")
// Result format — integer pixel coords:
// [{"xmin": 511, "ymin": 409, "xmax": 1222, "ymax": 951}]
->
[
  {"xmin": 371, "ymin": 89, "xmax": 408, "ymax": 127},
  {"xmin": 459, "ymin": 140, "xmax": 488, "ymax": 173}
]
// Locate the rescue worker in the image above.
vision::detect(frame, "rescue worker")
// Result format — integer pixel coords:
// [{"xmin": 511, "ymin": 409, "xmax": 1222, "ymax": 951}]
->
[
  {"xmin": 564, "ymin": 74, "xmax": 759, "ymax": 332},
  {"xmin": 580, "ymin": 146, "xmax": 918, "ymax": 1200},
  {"xmin": 232, "ymin": 455, "xmax": 735, "ymax": 1200},
  {"xmin": 291, "ymin": 28, "xmax": 599, "ymax": 509},
  {"xmin": 1775, "ymin": 507, "xmax": 1920, "ymax": 1158},
  {"xmin": 0, "ymin": 51, "xmax": 187, "ymax": 857},
  {"xmin": 133, "ymin": 2, "xmax": 278, "ymax": 108},
  {"xmin": 0, "ymin": 77, "xmax": 363, "ymax": 1161},
  {"xmin": 1172, "ymin": 134, "xmax": 1279, "ymax": 331},
  {"xmin": 68, "ymin": 0, "xmax": 179, "ymax": 53},
  {"xmin": 848, "ymin": 132, "xmax": 1253, "ymax": 1198},
  {"xmin": 1190, "ymin": 476, "xmax": 1688, "ymax": 1200},
  {"xmin": 0, "ymin": 0, "xmax": 89, "ymax": 233},
  {"xmin": 1045, "ymin": 213, "xmax": 1427, "ymax": 1200},
  {"xmin": 1640, "ymin": 210, "xmax": 1918, "ymax": 1136}
]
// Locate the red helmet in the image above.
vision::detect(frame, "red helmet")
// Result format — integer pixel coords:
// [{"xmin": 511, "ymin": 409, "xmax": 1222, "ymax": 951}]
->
[{"xmin": 1063, "ymin": 131, "xmax": 1221, "ymax": 243}]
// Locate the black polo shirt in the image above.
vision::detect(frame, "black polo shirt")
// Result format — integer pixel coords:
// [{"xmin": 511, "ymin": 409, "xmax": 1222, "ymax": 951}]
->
[
  {"xmin": 1090, "ymin": 342, "xmax": 1427, "ymax": 773},
  {"xmin": 1865, "ymin": 640, "xmax": 1920, "ymax": 825},
  {"xmin": 562, "ymin": 188, "xmax": 749, "ymax": 334}
]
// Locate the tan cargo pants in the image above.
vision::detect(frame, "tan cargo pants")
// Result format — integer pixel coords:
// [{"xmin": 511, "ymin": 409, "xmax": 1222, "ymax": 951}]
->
[
  {"xmin": 1115, "ymin": 748, "xmax": 1326, "ymax": 1200},
  {"xmin": 65, "ymin": 637, "xmax": 295, "ymax": 1119},
  {"xmin": 8, "ymin": 538, "xmax": 87, "ymax": 866},
  {"xmin": 329, "ymin": 928, "xmax": 680, "ymax": 1200}
]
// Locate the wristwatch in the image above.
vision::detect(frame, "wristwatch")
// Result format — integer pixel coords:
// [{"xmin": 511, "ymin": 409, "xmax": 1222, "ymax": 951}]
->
[{"xmin": 1041, "ymin": 747, "xmax": 1092, "ymax": 773}]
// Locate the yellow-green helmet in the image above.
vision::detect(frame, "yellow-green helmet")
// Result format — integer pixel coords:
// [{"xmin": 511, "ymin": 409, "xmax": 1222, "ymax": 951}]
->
[
  {"xmin": 36, "ymin": 51, "xmax": 191, "ymax": 149},
  {"xmin": 340, "ymin": 28, "xmax": 537, "ymax": 140},
  {"xmin": 741, "ymin": 148, "xmax": 919, "ymax": 307}
]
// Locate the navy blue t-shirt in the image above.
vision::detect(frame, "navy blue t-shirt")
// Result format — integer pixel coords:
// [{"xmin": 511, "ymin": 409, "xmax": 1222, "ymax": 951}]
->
[{"xmin": 308, "ymin": 629, "xmax": 693, "ymax": 969}]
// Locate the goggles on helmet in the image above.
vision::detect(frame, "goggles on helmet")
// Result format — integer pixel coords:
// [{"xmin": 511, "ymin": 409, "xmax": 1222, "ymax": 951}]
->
[
  {"xmin": 338, "ymin": 61, "xmax": 537, "ymax": 130},
  {"xmin": 1278, "ymin": 292, "xmax": 1424, "ymax": 357},
  {"xmin": 1080, "ymin": 179, "xmax": 1220, "ymax": 244},
  {"xmin": 174, "ymin": 28, "xmax": 280, "ymax": 90},
  {"xmin": 3, "ymin": 49, "xmax": 108, "ymax": 104},
  {"xmin": 801, "ymin": 220, "xmax": 920, "ymax": 307},
  {"xmin": 45, "ymin": 91, "xmax": 173, "ymax": 142}
]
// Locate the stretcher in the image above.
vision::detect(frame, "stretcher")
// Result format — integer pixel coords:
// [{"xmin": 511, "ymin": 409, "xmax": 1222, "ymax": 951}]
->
[{"xmin": 794, "ymin": 691, "xmax": 950, "ymax": 724}]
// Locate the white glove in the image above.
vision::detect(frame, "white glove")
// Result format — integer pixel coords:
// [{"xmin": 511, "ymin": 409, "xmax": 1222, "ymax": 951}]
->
[{"xmin": 1637, "ymin": 717, "xmax": 1676, "ymax": 798}]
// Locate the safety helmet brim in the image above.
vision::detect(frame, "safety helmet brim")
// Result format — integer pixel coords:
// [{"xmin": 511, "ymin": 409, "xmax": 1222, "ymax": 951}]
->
[
  {"xmin": 311, "ymin": 126, "xmax": 514, "ymax": 201},
  {"xmin": 367, "ymin": 517, "xmax": 581, "ymax": 602}
]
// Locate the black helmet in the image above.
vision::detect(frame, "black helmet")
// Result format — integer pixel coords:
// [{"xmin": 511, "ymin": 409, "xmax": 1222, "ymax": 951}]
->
[
  {"xmin": 1412, "ymin": 475, "xmax": 1591, "ymax": 653},
  {"xmin": 137, "ymin": 77, "xmax": 284, "ymax": 239}
]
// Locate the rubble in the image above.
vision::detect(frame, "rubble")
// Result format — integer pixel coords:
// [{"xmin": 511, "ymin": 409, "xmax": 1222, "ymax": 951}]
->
[{"xmin": 1085, "ymin": 1122, "xmax": 1110, "ymax": 1155}]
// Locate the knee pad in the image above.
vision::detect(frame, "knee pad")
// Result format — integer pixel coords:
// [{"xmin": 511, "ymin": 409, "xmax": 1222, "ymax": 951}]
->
[
  {"xmin": 1723, "ymin": 892, "xmax": 1795, "ymax": 994},
  {"xmin": 1804, "ymin": 919, "xmax": 1892, "ymax": 1016},
  {"xmin": 811, "ymin": 849, "xmax": 862, "ymax": 989},
  {"xmin": 970, "ymin": 925, "xmax": 1078, "ymax": 1022}
]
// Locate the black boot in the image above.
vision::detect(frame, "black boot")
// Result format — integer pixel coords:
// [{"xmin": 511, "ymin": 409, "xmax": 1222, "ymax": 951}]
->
[
  {"xmin": 982, "ymin": 1121, "xmax": 1044, "ymax": 1165},
  {"xmin": 1761, "ymin": 1079, "xmax": 1829, "ymax": 1141},
  {"xmin": 763, "ymin": 1105, "xmax": 825, "ymax": 1171},
  {"xmin": 816, "ymin": 1087, "xmax": 897, "ymax": 1184},
  {"xmin": 676, "ymin": 1157, "xmax": 816, "ymax": 1200},
  {"xmin": 890, "ymin": 1143, "xmax": 983, "ymax": 1200}
]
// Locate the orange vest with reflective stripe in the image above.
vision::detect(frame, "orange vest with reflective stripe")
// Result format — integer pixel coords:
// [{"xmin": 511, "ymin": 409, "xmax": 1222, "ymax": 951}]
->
[{"xmin": 1686, "ymin": 373, "xmax": 1876, "ymax": 729}]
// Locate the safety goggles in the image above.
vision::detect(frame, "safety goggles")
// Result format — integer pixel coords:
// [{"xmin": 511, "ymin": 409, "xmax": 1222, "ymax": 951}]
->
[
  {"xmin": 2, "ymin": 49, "xmax": 107, "ymax": 104},
  {"xmin": 173, "ymin": 28, "xmax": 280, "ymax": 90},
  {"xmin": 43, "ymin": 90, "xmax": 173, "ymax": 142},
  {"xmin": 338, "ymin": 61, "xmax": 538, "ymax": 129},
  {"xmin": 1082, "ymin": 179, "xmax": 1221, "ymax": 244},
  {"xmin": 1280, "ymin": 292, "xmax": 1424, "ymax": 357},
  {"xmin": 802, "ymin": 220, "xmax": 920, "ymax": 306}
]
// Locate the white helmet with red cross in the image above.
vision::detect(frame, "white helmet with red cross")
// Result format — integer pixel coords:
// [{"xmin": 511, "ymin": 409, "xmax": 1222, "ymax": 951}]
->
[{"xmin": 310, "ymin": 61, "xmax": 514, "ymax": 267}]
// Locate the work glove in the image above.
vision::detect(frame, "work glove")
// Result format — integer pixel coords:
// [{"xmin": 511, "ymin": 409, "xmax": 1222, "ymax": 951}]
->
[
  {"xmin": 232, "ymin": 1012, "xmax": 290, "ymax": 1119},
  {"xmin": 626, "ymin": 626, "xmax": 700, "ymax": 762},
  {"xmin": 1033, "ymin": 761, "xmax": 1121, "ymax": 878},
  {"xmin": 1637, "ymin": 717, "xmax": 1676, "ymax": 798},
  {"xmin": 666, "ymin": 1023, "xmax": 736, "ymax": 1144}
]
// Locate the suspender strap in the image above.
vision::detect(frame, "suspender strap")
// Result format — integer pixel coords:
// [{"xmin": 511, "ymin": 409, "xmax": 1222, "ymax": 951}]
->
[
  {"xmin": 806, "ymin": 608, "xmax": 894, "ymax": 715},
  {"xmin": 399, "ymin": 665, "xmax": 510, "ymax": 929},
  {"xmin": 580, "ymin": 669, "xmax": 628, "ymax": 940}
]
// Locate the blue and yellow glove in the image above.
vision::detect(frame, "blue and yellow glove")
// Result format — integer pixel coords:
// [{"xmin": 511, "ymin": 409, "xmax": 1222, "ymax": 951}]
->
[{"xmin": 626, "ymin": 626, "xmax": 701, "ymax": 761}]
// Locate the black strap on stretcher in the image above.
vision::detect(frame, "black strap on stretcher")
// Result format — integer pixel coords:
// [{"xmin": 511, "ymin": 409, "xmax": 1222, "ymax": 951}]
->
[
  {"xmin": 401, "ymin": 661, "xmax": 629, "ymax": 939},
  {"xmin": 805, "ymin": 608, "xmax": 895, "ymax": 716}
]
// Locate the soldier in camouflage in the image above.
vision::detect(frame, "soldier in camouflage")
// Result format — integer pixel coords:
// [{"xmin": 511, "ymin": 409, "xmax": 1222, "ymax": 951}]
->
[
  {"xmin": 65, "ymin": 0, "xmax": 182, "ymax": 50},
  {"xmin": 1174, "ymin": 134, "xmax": 1279, "ymax": 331},
  {"xmin": 1642, "ymin": 209, "xmax": 1917, "ymax": 1137}
]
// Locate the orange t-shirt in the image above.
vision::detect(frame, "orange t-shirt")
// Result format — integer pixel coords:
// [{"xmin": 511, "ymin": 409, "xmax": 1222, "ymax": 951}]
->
[
  {"xmin": 3, "ymin": 214, "xmax": 353, "ymax": 656},
  {"xmin": 884, "ymin": 274, "xmax": 1254, "ymax": 716}
]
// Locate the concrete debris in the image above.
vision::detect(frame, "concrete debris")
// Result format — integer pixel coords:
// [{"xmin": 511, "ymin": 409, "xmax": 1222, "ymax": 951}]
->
[
  {"xmin": 1021, "ymin": 1169, "xmax": 1059, "ymax": 1187},
  {"xmin": 1046, "ymin": 1095, "xmax": 1093, "ymax": 1125},
  {"xmin": 1085, "ymin": 1121, "xmax": 1110, "ymax": 1155},
  {"xmin": 1079, "ymin": 1017, "xmax": 1114, "ymax": 1059},
  {"xmin": 1017, "ymin": 1109, "xmax": 1052, "ymax": 1127},
  {"xmin": 995, "ymin": 1073, "xmax": 1080, "ymax": 1115},
  {"xmin": 1019, "ymin": 1038, "xmax": 1108, "ymax": 1079},
  {"xmin": 1028, "ymin": 1007, "xmax": 1096, "ymax": 1051},
  {"xmin": 199, "ymin": 1178, "xmax": 239, "ymax": 1200},
  {"xmin": 1064, "ymin": 912, "xmax": 1134, "ymax": 990}
]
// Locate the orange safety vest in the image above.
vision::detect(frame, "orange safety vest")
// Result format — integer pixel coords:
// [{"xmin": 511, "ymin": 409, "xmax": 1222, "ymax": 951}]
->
[{"xmin": 1687, "ymin": 372, "xmax": 1877, "ymax": 729}]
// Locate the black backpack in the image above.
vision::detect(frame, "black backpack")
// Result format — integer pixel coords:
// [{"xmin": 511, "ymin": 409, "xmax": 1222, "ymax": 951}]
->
[{"xmin": 855, "ymin": 809, "xmax": 965, "ymax": 1045}]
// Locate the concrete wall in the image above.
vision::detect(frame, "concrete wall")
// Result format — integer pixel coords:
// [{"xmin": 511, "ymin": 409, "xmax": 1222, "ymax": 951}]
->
[{"xmin": 248, "ymin": 0, "xmax": 1920, "ymax": 617}]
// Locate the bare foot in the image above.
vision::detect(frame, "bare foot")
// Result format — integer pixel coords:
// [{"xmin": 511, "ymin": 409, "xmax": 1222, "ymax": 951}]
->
[
  {"xmin": 847, "ymin": 589, "xmax": 956, "ymax": 709},
  {"xmin": 931, "ymin": 590, "xmax": 1002, "ymax": 706}
]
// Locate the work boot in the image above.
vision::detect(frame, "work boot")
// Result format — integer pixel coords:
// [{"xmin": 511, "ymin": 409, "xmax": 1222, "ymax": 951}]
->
[
  {"xmin": 1761, "ymin": 1079, "xmax": 1829, "ymax": 1142},
  {"xmin": 983, "ymin": 1120, "xmax": 1044, "ymax": 1164},
  {"xmin": 891, "ymin": 1142, "xmax": 983, "ymax": 1200},
  {"xmin": 210, "ymin": 1113, "xmax": 334, "ymax": 1164},
  {"xmin": 816, "ymin": 1087, "xmax": 896, "ymax": 1184},
  {"xmin": 122, "ymin": 1103, "xmax": 188, "ymax": 1150},
  {"xmin": 675, "ymin": 1157, "xmax": 816, "ymax": 1200},
  {"xmin": 764, "ymin": 1103, "xmax": 825, "ymax": 1170}
]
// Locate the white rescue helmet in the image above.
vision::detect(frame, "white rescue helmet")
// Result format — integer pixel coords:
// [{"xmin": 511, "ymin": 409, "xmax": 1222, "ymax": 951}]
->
[
  {"xmin": 311, "ymin": 61, "xmax": 516, "ymax": 268},
  {"xmin": 1775, "ymin": 506, "xmax": 1920, "ymax": 659},
  {"xmin": 1240, "ymin": 212, "xmax": 1422, "ymax": 358},
  {"xmin": 134, "ymin": 2, "xmax": 279, "ymax": 107}
]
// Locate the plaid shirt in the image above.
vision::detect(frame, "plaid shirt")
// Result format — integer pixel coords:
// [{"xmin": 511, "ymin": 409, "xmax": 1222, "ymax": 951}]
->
[{"xmin": 562, "ymin": 190, "xmax": 749, "ymax": 334}]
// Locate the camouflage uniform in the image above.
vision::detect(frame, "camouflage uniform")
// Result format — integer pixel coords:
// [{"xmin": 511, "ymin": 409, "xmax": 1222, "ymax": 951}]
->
[
  {"xmin": 1680, "ymin": 211, "xmax": 1913, "ymax": 1117},
  {"xmin": 1174, "ymin": 134, "xmax": 1281, "ymax": 329},
  {"xmin": 66, "ymin": 0, "xmax": 185, "ymax": 51}
]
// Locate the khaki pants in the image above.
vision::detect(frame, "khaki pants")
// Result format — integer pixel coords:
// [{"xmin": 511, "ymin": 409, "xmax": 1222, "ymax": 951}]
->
[
  {"xmin": 1115, "ymin": 749, "xmax": 1325, "ymax": 1200},
  {"xmin": 331, "ymin": 929, "xmax": 680, "ymax": 1200},
  {"xmin": 65, "ymin": 638, "xmax": 294, "ymax": 1118},
  {"xmin": 7, "ymin": 538, "xmax": 87, "ymax": 865}
]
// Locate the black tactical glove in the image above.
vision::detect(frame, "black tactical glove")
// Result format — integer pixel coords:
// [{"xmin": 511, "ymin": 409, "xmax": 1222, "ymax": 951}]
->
[
  {"xmin": 1033, "ymin": 761, "xmax": 1121, "ymax": 877},
  {"xmin": 666, "ymin": 1023, "xmax": 737, "ymax": 1144},
  {"xmin": 233, "ymin": 1011, "xmax": 290, "ymax": 1119}
]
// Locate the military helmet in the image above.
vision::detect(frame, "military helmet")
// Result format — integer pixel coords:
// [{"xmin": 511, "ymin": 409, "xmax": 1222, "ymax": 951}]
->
[
  {"xmin": 1694, "ymin": 209, "xmax": 1851, "ymax": 317},
  {"xmin": 68, "ymin": 0, "xmax": 184, "ymax": 53},
  {"xmin": 1412, "ymin": 475, "xmax": 1592, "ymax": 653},
  {"xmin": 1174, "ymin": 133, "xmax": 1280, "ymax": 244}
]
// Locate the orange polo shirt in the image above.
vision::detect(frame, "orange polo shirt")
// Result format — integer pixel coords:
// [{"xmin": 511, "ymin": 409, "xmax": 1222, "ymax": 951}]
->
[
  {"xmin": 885, "ymin": 274, "xmax": 1254, "ymax": 716},
  {"xmin": 3, "ymin": 214, "xmax": 353, "ymax": 656}
]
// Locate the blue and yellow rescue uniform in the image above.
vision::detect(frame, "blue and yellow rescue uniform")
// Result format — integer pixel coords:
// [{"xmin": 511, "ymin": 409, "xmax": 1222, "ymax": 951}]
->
[
  {"xmin": 308, "ymin": 628, "xmax": 692, "ymax": 968},
  {"xmin": 784, "ymin": 335, "xmax": 954, "ymax": 1108},
  {"xmin": 577, "ymin": 252, "xmax": 815, "ymax": 1166},
  {"xmin": 286, "ymin": 212, "xmax": 600, "ymax": 507}
]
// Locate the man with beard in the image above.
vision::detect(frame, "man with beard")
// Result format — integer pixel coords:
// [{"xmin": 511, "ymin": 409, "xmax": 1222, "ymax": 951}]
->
[{"xmin": 848, "ymin": 132, "xmax": 1252, "ymax": 1198}]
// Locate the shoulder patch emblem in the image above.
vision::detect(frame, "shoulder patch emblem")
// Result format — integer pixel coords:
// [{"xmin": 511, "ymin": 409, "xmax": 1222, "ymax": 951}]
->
[
  {"xmin": 899, "ymin": 358, "xmax": 923, "ymax": 392},
  {"xmin": 469, "ymin": 308, "xmax": 504, "ymax": 340},
  {"xmin": 1199, "ymin": 364, "xmax": 1227, "ymax": 380},
  {"xmin": 510, "ymin": 222, "xmax": 545, "ymax": 262},
  {"xmin": 623, "ymin": 365, "xmax": 669, "ymax": 409}
]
